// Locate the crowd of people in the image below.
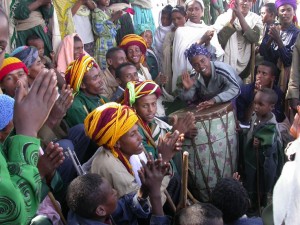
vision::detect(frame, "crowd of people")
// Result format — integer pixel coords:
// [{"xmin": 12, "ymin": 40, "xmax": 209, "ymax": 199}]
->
[{"xmin": 1, "ymin": 0, "xmax": 300, "ymax": 224}]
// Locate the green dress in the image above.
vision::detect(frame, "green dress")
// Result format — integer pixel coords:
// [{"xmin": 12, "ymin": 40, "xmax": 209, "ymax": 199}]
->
[
  {"xmin": 65, "ymin": 91, "xmax": 108, "ymax": 128},
  {"xmin": 12, "ymin": 0, "xmax": 53, "ymax": 56},
  {"xmin": 92, "ymin": 8, "xmax": 120, "ymax": 70},
  {"xmin": 0, "ymin": 135, "xmax": 41, "ymax": 225}
]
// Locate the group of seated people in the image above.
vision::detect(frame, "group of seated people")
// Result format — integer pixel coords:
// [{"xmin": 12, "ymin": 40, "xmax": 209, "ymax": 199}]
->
[{"xmin": 1, "ymin": 0, "xmax": 300, "ymax": 224}]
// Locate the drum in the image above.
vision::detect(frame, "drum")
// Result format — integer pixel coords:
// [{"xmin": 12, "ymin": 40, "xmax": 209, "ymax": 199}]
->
[{"xmin": 172, "ymin": 102, "xmax": 238, "ymax": 202}]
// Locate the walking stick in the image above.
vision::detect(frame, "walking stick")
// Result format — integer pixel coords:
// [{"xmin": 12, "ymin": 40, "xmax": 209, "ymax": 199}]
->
[
  {"xmin": 177, "ymin": 151, "xmax": 189, "ymax": 210},
  {"xmin": 255, "ymin": 145, "xmax": 261, "ymax": 216}
]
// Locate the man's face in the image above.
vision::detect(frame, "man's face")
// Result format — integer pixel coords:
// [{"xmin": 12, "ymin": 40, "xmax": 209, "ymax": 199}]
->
[
  {"xmin": 81, "ymin": 67, "xmax": 104, "ymax": 96},
  {"xmin": 190, "ymin": 54, "xmax": 211, "ymax": 77},
  {"xmin": 117, "ymin": 65, "xmax": 139, "ymax": 89},
  {"xmin": 1, "ymin": 68, "xmax": 28, "ymax": 97},
  {"xmin": 278, "ymin": 4, "xmax": 295, "ymax": 26},
  {"xmin": 127, "ymin": 45, "xmax": 142, "ymax": 64},
  {"xmin": 108, "ymin": 50, "xmax": 127, "ymax": 70}
]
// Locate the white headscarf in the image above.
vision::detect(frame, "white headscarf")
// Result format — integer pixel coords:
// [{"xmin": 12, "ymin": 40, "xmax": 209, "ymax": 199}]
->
[{"xmin": 185, "ymin": 0, "xmax": 205, "ymax": 9}]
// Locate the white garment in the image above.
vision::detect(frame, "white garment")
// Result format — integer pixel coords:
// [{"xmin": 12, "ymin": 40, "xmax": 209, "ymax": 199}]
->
[
  {"xmin": 154, "ymin": 11, "xmax": 174, "ymax": 70},
  {"xmin": 73, "ymin": 14, "xmax": 94, "ymax": 44},
  {"xmin": 214, "ymin": 9, "xmax": 263, "ymax": 75},
  {"xmin": 172, "ymin": 20, "xmax": 224, "ymax": 91},
  {"xmin": 273, "ymin": 138, "xmax": 300, "ymax": 225}
]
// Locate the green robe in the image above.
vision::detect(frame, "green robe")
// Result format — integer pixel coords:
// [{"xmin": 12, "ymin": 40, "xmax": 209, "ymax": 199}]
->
[
  {"xmin": 65, "ymin": 91, "xmax": 108, "ymax": 128},
  {"xmin": 0, "ymin": 135, "xmax": 41, "ymax": 225},
  {"xmin": 12, "ymin": 0, "xmax": 53, "ymax": 55}
]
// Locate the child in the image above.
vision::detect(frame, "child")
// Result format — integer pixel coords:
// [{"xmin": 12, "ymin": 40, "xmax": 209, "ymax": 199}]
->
[
  {"xmin": 154, "ymin": 5, "xmax": 173, "ymax": 73},
  {"xmin": 162, "ymin": 5, "xmax": 187, "ymax": 93},
  {"xmin": 111, "ymin": 62, "xmax": 139, "ymax": 102},
  {"xmin": 243, "ymin": 88, "xmax": 283, "ymax": 211},
  {"xmin": 66, "ymin": 154, "xmax": 171, "ymax": 225},
  {"xmin": 26, "ymin": 34, "xmax": 55, "ymax": 69},
  {"xmin": 92, "ymin": 0, "xmax": 122, "ymax": 70},
  {"xmin": 174, "ymin": 203, "xmax": 223, "ymax": 225},
  {"xmin": 211, "ymin": 178, "xmax": 263, "ymax": 224}
]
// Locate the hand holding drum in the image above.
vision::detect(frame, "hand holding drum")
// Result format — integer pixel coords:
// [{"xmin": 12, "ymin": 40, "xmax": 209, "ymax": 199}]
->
[{"xmin": 196, "ymin": 98, "xmax": 216, "ymax": 111}]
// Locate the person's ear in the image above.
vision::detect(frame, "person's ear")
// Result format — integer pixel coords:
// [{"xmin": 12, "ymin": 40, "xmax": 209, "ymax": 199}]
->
[
  {"xmin": 115, "ymin": 141, "xmax": 121, "ymax": 149},
  {"xmin": 80, "ymin": 81, "xmax": 86, "ymax": 90},
  {"xmin": 270, "ymin": 103, "xmax": 275, "ymax": 110},
  {"xmin": 116, "ymin": 77, "xmax": 122, "ymax": 85},
  {"xmin": 95, "ymin": 205, "xmax": 107, "ymax": 217},
  {"xmin": 107, "ymin": 58, "xmax": 113, "ymax": 66}
]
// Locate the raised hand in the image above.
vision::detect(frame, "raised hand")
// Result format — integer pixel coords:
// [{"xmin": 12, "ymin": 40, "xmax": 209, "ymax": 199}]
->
[
  {"xmin": 14, "ymin": 69, "xmax": 58, "ymax": 137},
  {"xmin": 199, "ymin": 30, "xmax": 215, "ymax": 46},
  {"xmin": 46, "ymin": 84, "xmax": 73, "ymax": 128},
  {"xmin": 110, "ymin": 10, "xmax": 123, "ymax": 22},
  {"xmin": 157, "ymin": 130, "xmax": 184, "ymax": 163},
  {"xmin": 38, "ymin": 142, "xmax": 65, "ymax": 183},
  {"xmin": 182, "ymin": 71, "xmax": 194, "ymax": 90}
]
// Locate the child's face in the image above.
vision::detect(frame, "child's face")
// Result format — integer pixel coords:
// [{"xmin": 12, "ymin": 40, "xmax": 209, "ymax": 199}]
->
[
  {"xmin": 255, "ymin": 65, "xmax": 274, "ymax": 88},
  {"xmin": 98, "ymin": 0, "xmax": 110, "ymax": 7},
  {"xmin": 100, "ymin": 179, "xmax": 118, "ymax": 216},
  {"xmin": 0, "ymin": 68, "xmax": 28, "ymax": 97},
  {"xmin": 161, "ymin": 12, "xmax": 172, "ymax": 27},
  {"xmin": 253, "ymin": 92, "xmax": 274, "ymax": 118},
  {"xmin": 141, "ymin": 30, "xmax": 153, "ymax": 49},
  {"xmin": 260, "ymin": 6, "xmax": 274, "ymax": 24},
  {"xmin": 127, "ymin": 45, "xmax": 142, "ymax": 64},
  {"xmin": 28, "ymin": 39, "xmax": 45, "ymax": 57},
  {"xmin": 118, "ymin": 65, "xmax": 139, "ymax": 89},
  {"xmin": 186, "ymin": 1, "xmax": 203, "ymax": 23},
  {"xmin": 172, "ymin": 11, "xmax": 186, "ymax": 28},
  {"xmin": 134, "ymin": 94, "xmax": 158, "ymax": 123}
]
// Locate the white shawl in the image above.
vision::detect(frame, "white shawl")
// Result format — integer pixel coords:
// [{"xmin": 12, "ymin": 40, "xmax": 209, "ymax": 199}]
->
[
  {"xmin": 214, "ymin": 9, "xmax": 263, "ymax": 75},
  {"xmin": 273, "ymin": 138, "xmax": 300, "ymax": 225},
  {"xmin": 154, "ymin": 11, "xmax": 174, "ymax": 70},
  {"xmin": 171, "ymin": 20, "xmax": 224, "ymax": 91}
]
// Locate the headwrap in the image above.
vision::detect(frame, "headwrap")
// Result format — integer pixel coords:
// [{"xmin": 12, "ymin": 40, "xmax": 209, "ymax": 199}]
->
[
  {"xmin": 65, "ymin": 54, "xmax": 98, "ymax": 93},
  {"xmin": 0, "ymin": 57, "xmax": 28, "ymax": 82},
  {"xmin": 84, "ymin": 102, "xmax": 138, "ymax": 175},
  {"xmin": 0, "ymin": 94, "xmax": 14, "ymax": 130},
  {"xmin": 123, "ymin": 80, "xmax": 162, "ymax": 107},
  {"xmin": 119, "ymin": 34, "xmax": 148, "ymax": 63},
  {"xmin": 10, "ymin": 46, "xmax": 39, "ymax": 69},
  {"xmin": 275, "ymin": 0, "xmax": 297, "ymax": 10},
  {"xmin": 134, "ymin": 24, "xmax": 153, "ymax": 36},
  {"xmin": 184, "ymin": 43, "xmax": 211, "ymax": 63},
  {"xmin": 185, "ymin": 0, "xmax": 205, "ymax": 10}
]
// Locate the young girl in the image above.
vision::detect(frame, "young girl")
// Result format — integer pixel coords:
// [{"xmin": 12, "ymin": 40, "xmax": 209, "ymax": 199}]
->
[
  {"xmin": 92, "ymin": 0, "xmax": 122, "ymax": 70},
  {"xmin": 162, "ymin": 5, "xmax": 186, "ymax": 93}
]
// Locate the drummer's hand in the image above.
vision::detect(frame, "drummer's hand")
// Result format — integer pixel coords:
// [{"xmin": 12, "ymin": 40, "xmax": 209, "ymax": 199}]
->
[
  {"xmin": 196, "ymin": 99, "xmax": 215, "ymax": 111},
  {"xmin": 253, "ymin": 137, "xmax": 260, "ymax": 148},
  {"xmin": 172, "ymin": 112, "xmax": 195, "ymax": 135},
  {"xmin": 157, "ymin": 130, "xmax": 184, "ymax": 163},
  {"xmin": 182, "ymin": 72, "xmax": 194, "ymax": 90}
]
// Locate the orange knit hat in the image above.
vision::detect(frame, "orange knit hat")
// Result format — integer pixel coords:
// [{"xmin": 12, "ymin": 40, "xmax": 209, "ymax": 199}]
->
[{"xmin": 0, "ymin": 57, "xmax": 28, "ymax": 82}]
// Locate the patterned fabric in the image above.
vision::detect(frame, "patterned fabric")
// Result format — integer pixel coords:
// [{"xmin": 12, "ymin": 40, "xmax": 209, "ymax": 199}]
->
[
  {"xmin": 119, "ymin": 34, "xmax": 147, "ymax": 63},
  {"xmin": 123, "ymin": 80, "xmax": 161, "ymax": 107},
  {"xmin": 132, "ymin": 5, "xmax": 156, "ymax": 37},
  {"xmin": 184, "ymin": 43, "xmax": 211, "ymax": 62},
  {"xmin": 92, "ymin": 8, "xmax": 120, "ymax": 70},
  {"xmin": 0, "ymin": 57, "xmax": 28, "ymax": 81},
  {"xmin": 84, "ymin": 102, "xmax": 138, "ymax": 174},
  {"xmin": 10, "ymin": 46, "xmax": 39, "ymax": 68},
  {"xmin": 65, "ymin": 54, "xmax": 98, "ymax": 94},
  {"xmin": 0, "ymin": 135, "xmax": 41, "ymax": 224},
  {"xmin": 0, "ymin": 94, "xmax": 14, "ymax": 130}
]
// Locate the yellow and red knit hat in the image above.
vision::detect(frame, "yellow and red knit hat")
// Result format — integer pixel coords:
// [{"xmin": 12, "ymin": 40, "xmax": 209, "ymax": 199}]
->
[{"xmin": 0, "ymin": 57, "xmax": 28, "ymax": 82}]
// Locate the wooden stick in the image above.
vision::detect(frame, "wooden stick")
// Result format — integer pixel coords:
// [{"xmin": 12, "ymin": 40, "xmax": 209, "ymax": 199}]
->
[
  {"xmin": 177, "ymin": 151, "xmax": 189, "ymax": 210},
  {"xmin": 164, "ymin": 190, "xmax": 177, "ymax": 213},
  {"xmin": 187, "ymin": 190, "xmax": 199, "ymax": 204},
  {"xmin": 48, "ymin": 192, "xmax": 67, "ymax": 225}
]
